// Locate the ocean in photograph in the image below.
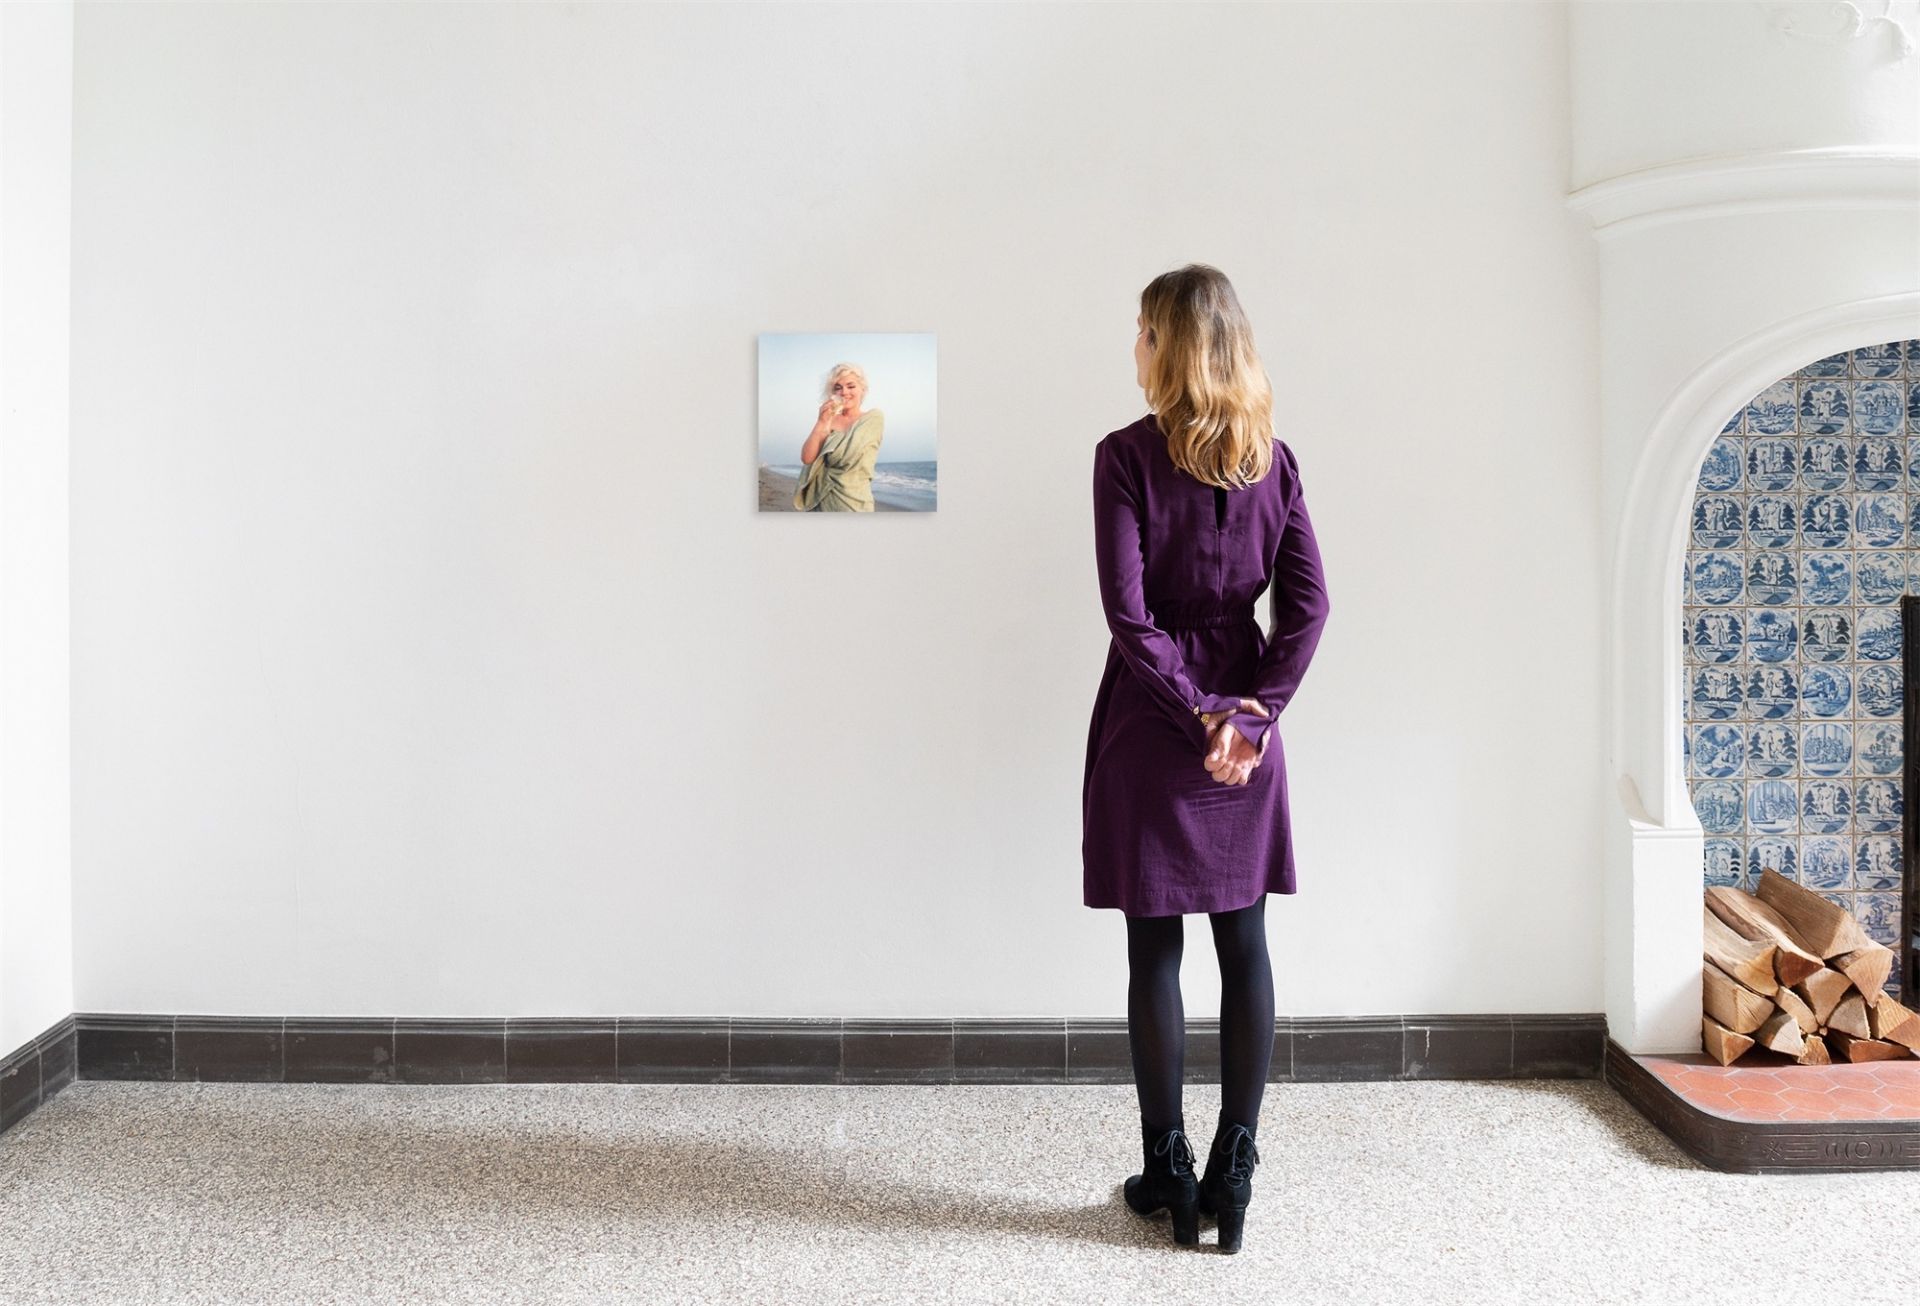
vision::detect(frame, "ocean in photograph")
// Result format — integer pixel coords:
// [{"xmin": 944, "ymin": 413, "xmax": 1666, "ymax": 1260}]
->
[{"xmin": 765, "ymin": 460, "xmax": 938, "ymax": 512}]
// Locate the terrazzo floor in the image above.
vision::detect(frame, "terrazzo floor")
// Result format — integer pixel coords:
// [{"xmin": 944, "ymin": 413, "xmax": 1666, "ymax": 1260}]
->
[{"xmin": 0, "ymin": 1079, "xmax": 1915, "ymax": 1305}]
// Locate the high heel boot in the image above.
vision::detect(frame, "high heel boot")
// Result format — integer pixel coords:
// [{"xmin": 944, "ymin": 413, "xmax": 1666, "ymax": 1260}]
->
[
  {"xmin": 1196, "ymin": 1117, "xmax": 1261, "ymax": 1253},
  {"xmin": 1121, "ymin": 1120, "xmax": 1200, "ymax": 1246}
]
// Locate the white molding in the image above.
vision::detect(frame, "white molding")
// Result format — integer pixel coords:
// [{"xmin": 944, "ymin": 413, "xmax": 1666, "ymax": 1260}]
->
[
  {"xmin": 1757, "ymin": 0, "xmax": 1919, "ymax": 59},
  {"xmin": 1567, "ymin": 147, "xmax": 1920, "ymax": 238}
]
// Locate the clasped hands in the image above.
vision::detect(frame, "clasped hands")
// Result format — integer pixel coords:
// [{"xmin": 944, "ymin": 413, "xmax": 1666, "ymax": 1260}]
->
[{"xmin": 1199, "ymin": 699, "xmax": 1270, "ymax": 786}]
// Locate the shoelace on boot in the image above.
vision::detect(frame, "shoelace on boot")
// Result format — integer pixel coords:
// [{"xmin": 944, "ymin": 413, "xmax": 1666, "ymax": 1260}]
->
[
  {"xmin": 1214, "ymin": 1125, "xmax": 1260, "ymax": 1182},
  {"xmin": 1151, "ymin": 1128, "xmax": 1197, "ymax": 1175}
]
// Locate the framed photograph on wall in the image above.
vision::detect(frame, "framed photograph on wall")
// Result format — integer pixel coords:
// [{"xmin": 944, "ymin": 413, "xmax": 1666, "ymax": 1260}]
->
[{"xmin": 757, "ymin": 332, "xmax": 937, "ymax": 512}]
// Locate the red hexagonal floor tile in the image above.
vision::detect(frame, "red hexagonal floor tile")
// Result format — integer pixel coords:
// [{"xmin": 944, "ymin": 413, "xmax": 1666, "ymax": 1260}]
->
[{"xmin": 1637, "ymin": 1052, "xmax": 1920, "ymax": 1122}]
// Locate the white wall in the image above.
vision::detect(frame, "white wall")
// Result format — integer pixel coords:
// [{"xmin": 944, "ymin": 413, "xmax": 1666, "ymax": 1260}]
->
[
  {"xmin": 0, "ymin": 0, "xmax": 75, "ymax": 1054},
  {"xmin": 69, "ymin": 2, "xmax": 1600, "ymax": 1020}
]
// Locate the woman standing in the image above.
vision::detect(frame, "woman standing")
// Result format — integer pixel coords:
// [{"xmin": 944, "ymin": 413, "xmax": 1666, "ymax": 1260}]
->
[
  {"xmin": 793, "ymin": 362, "xmax": 887, "ymax": 512},
  {"xmin": 1082, "ymin": 264, "xmax": 1331, "ymax": 1253}
]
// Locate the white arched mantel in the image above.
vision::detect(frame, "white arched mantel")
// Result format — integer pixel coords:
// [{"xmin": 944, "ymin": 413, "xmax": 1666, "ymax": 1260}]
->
[
  {"xmin": 1569, "ymin": 0, "xmax": 1920, "ymax": 1053},
  {"xmin": 1599, "ymin": 287, "xmax": 1920, "ymax": 1053},
  {"xmin": 1568, "ymin": 145, "xmax": 1920, "ymax": 1050}
]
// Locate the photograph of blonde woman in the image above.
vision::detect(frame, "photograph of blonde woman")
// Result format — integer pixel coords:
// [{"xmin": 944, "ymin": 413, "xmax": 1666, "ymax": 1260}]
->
[
  {"xmin": 758, "ymin": 332, "xmax": 938, "ymax": 512},
  {"xmin": 793, "ymin": 363, "xmax": 887, "ymax": 512}
]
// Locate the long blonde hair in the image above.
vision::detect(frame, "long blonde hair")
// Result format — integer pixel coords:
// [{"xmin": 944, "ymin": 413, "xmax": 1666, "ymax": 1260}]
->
[{"xmin": 1138, "ymin": 264, "xmax": 1276, "ymax": 488}]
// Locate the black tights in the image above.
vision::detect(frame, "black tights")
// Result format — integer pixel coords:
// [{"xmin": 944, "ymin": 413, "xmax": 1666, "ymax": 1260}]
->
[{"xmin": 1124, "ymin": 896, "xmax": 1274, "ymax": 1135}]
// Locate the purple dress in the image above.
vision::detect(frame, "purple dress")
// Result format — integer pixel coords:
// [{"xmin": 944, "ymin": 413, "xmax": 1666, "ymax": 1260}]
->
[{"xmin": 1082, "ymin": 413, "xmax": 1331, "ymax": 917}]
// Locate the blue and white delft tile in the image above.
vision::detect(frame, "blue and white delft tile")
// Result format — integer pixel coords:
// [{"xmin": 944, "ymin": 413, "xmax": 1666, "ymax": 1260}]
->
[
  {"xmin": 1857, "ymin": 381, "xmax": 1903, "ymax": 434},
  {"xmin": 1745, "ymin": 779, "xmax": 1797, "ymax": 833},
  {"xmin": 1749, "ymin": 609, "xmax": 1800, "ymax": 661},
  {"xmin": 1744, "ymin": 664, "xmax": 1796, "ymax": 718},
  {"xmin": 1694, "ymin": 495, "xmax": 1744, "ymax": 547},
  {"xmin": 1799, "ymin": 609, "xmax": 1850, "ymax": 660},
  {"xmin": 1689, "ymin": 610, "xmax": 1743, "ymax": 663},
  {"xmin": 1800, "ymin": 836, "xmax": 1853, "ymax": 890},
  {"xmin": 1747, "ymin": 438, "xmax": 1797, "ymax": 490},
  {"xmin": 1799, "ymin": 386, "xmax": 1852, "ymax": 438},
  {"xmin": 1856, "ymin": 494, "xmax": 1905, "ymax": 549},
  {"xmin": 1857, "ymin": 606, "xmax": 1901, "ymax": 659},
  {"xmin": 1693, "ymin": 780, "xmax": 1744, "ymax": 834},
  {"xmin": 1800, "ymin": 779, "xmax": 1850, "ymax": 834},
  {"xmin": 1856, "ymin": 663, "xmax": 1901, "ymax": 717},
  {"xmin": 1856, "ymin": 836, "xmax": 1902, "ymax": 891},
  {"xmin": 1851, "ymin": 344, "xmax": 1902, "ymax": 379},
  {"xmin": 1698, "ymin": 437, "xmax": 1743, "ymax": 492},
  {"xmin": 1800, "ymin": 551, "xmax": 1851, "ymax": 604},
  {"xmin": 1855, "ymin": 436, "xmax": 1903, "ymax": 489},
  {"xmin": 1703, "ymin": 838, "xmax": 1744, "ymax": 888},
  {"xmin": 1685, "ymin": 338, "xmax": 1916, "ymax": 914},
  {"xmin": 1799, "ymin": 664, "xmax": 1851, "ymax": 717},
  {"xmin": 1749, "ymin": 722, "xmax": 1800, "ymax": 777},
  {"xmin": 1747, "ymin": 495, "xmax": 1795, "ymax": 547},
  {"xmin": 1858, "ymin": 721, "xmax": 1902, "ymax": 775},
  {"xmin": 1748, "ymin": 834, "xmax": 1797, "ymax": 881},
  {"xmin": 1856, "ymin": 778, "xmax": 1902, "ymax": 833},
  {"xmin": 1856, "ymin": 549, "xmax": 1905, "ymax": 601},
  {"xmin": 1747, "ymin": 381, "xmax": 1799, "ymax": 436}
]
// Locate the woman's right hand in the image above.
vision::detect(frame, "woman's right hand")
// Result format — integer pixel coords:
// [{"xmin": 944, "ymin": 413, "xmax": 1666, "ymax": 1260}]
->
[
  {"xmin": 815, "ymin": 397, "xmax": 843, "ymax": 432},
  {"xmin": 1202, "ymin": 699, "xmax": 1270, "ymax": 786}
]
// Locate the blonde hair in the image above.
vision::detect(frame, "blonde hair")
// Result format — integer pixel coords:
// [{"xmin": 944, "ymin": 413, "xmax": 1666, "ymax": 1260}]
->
[
  {"xmin": 1138, "ymin": 264, "xmax": 1276, "ymax": 489},
  {"xmin": 822, "ymin": 362, "xmax": 868, "ymax": 400}
]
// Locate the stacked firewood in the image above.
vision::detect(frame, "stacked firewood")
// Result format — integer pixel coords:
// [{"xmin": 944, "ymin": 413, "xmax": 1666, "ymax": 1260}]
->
[{"xmin": 1702, "ymin": 868, "xmax": 1919, "ymax": 1066}]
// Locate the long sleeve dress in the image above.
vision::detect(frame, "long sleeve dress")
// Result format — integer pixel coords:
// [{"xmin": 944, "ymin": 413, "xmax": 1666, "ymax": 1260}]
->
[
  {"xmin": 793, "ymin": 410, "xmax": 887, "ymax": 512},
  {"xmin": 1081, "ymin": 412, "xmax": 1331, "ymax": 917}
]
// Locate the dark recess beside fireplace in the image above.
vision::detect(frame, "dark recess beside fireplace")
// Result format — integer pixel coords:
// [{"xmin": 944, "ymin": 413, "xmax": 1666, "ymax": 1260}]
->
[{"xmin": 1902, "ymin": 595, "xmax": 1919, "ymax": 1001}]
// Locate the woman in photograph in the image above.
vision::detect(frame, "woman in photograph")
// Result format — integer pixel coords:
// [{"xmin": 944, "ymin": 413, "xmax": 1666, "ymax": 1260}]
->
[
  {"xmin": 793, "ymin": 362, "xmax": 887, "ymax": 511},
  {"xmin": 1083, "ymin": 263, "xmax": 1331, "ymax": 1253}
]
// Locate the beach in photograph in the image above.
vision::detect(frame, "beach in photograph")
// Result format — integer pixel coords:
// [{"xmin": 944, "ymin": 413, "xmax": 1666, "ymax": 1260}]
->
[{"xmin": 759, "ymin": 464, "xmax": 920, "ymax": 512}]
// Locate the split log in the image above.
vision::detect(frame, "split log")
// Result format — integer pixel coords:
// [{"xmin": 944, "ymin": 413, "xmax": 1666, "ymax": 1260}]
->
[
  {"xmin": 1751, "ymin": 1009, "xmax": 1806, "ymax": 1057},
  {"xmin": 1827, "ymin": 1032, "xmax": 1910, "ymax": 1062},
  {"xmin": 1832, "ymin": 943, "xmax": 1894, "ymax": 1007},
  {"xmin": 1868, "ymin": 995, "xmax": 1920, "ymax": 1050},
  {"xmin": 1705, "ymin": 887, "xmax": 1824, "ymax": 986},
  {"xmin": 1792, "ymin": 968, "xmax": 1854, "ymax": 1027},
  {"xmin": 1752, "ymin": 868, "xmax": 1874, "ymax": 959},
  {"xmin": 1828, "ymin": 992, "xmax": 1872, "ymax": 1039},
  {"xmin": 1796, "ymin": 1032, "xmax": 1833, "ymax": 1065},
  {"xmin": 1702, "ymin": 1016, "xmax": 1755, "ymax": 1067},
  {"xmin": 1703, "ymin": 961, "xmax": 1774, "ymax": 1034},
  {"xmin": 1789, "ymin": 1037, "xmax": 1835, "ymax": 1067},
  {"xmin": 1704, "ymin": 908, "xmax": 1778, "ymax": 994},
  {"xmin": 1774, "ymin": 985, "xmax": 1819, "ymax": 1038}
]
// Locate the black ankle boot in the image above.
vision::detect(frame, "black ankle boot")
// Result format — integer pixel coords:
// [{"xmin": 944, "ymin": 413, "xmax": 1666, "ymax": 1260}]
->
[
  {"xmin": 1122, "ymin": 1120, "xmax": 1200, "ymax": 1246},
  {"xmin": 1196, "ymin": 1117, "xmax": 1261, "ymax": 1253}
]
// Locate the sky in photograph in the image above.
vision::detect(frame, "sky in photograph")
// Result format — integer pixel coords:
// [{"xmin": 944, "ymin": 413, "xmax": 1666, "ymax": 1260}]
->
[{"xmin": 758, "ymin": 332, "xmax": 937, "ymax": 463}]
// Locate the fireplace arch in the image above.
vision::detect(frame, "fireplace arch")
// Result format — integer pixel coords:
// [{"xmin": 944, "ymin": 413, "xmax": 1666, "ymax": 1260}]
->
[{"xmin": 1606, "ymin": 293, "xmax": 1920, "ymax": 1050}]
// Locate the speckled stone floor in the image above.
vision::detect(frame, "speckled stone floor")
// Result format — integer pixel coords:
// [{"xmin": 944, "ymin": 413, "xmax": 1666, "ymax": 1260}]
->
[{"xmin": 0, "ymin": 1079, "xmax": 1915, "ymax": 1304}]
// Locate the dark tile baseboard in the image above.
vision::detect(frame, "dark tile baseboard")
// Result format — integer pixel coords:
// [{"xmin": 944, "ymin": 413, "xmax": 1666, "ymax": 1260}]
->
[
  {"xmin": 0, "ymin": 1016, "xmax": 77, "ymax": 1136},
  {"xmin": 0, "ymin": 1013, "xmax": 1604, "ymax": 1142},
  {"xmin": 55, "ymin": 1012, "xmax": 1603, "ymax": 1089},
  {"xmin": 1603, "ymin": 1037, "xmax": 1920, "ymax": 1173}
]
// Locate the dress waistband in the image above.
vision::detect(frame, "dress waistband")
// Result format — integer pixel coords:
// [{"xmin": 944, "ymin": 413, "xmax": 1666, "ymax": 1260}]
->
[{"xmin": 1148, "ymin": 598, "xmax": 1257, "ymax": 629}]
